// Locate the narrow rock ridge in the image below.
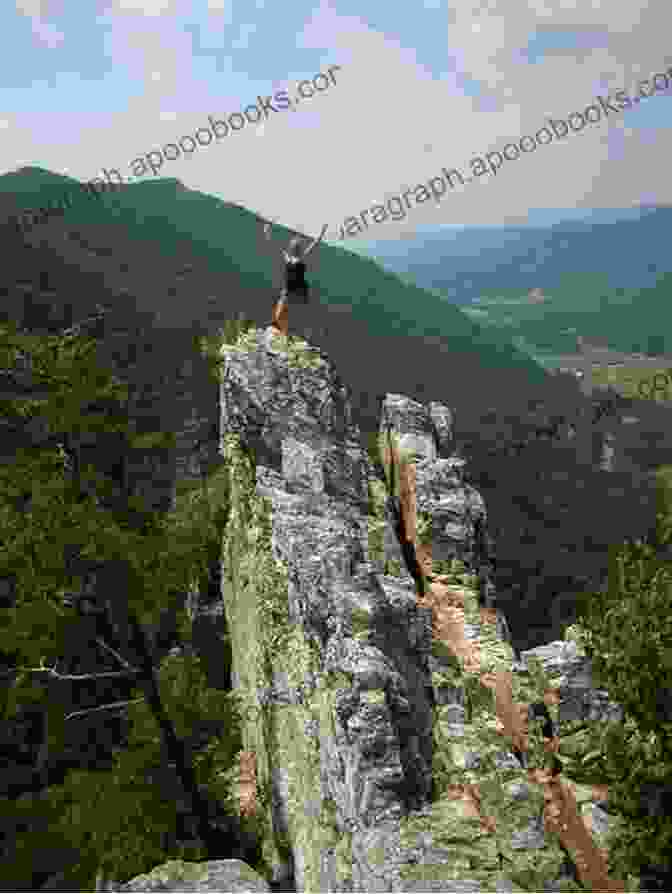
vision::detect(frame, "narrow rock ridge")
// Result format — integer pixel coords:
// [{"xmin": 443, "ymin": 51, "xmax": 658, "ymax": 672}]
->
[
  {"xmin": 381, "ymin": 396, "xmax": 628, "ymax": 893},
  {"xmin": 214, "ymin": 326, "xmax": 637, "ymax": 893}
]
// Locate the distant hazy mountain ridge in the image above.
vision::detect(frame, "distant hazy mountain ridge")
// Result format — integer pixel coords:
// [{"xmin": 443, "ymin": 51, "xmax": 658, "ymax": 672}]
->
[{"xmin": 355, "ymin": 206, "xmax": 672, "ymax": 360}]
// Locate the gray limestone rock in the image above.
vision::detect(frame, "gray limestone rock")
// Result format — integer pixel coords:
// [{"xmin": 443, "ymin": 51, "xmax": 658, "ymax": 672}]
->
[
  {"xmin": 114, "ymin": 859, "xmax": 270, "ymax": 892},
  {"xmin": 378, "ymin": 394, "xmax": 496, "ymax": 598},
  {"xmin": 514, "ymin": 640, "xmax": 624, "ymax": 725},
  {"xmin": 428, "ymin": 402, "xmax": 455, "ymax": 457},
  {"xmin": 214, "ymin": 327, "xmax": 654, "ymax": 893},
  {"xmin": 219, "ymin": 334, "xmax": 441, "ymax": 890}
]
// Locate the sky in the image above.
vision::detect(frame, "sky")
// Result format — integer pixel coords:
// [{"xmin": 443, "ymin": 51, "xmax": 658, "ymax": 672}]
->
[{"xmin": 2, "ymin": 0, "xmax": 671, "ymax": 244}]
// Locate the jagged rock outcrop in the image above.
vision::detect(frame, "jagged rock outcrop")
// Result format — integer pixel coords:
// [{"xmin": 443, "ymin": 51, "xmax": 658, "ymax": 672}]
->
[
  {"xmin": 210, "ymin": 325, "xmax": 645, "ymax": 892},
  {"xmin": 381, "ymin": 393, "xmax": 484, "ymax": 563},
  {"xmin": 378, "ymin": 393, "xmax": 498, "ymax": 610},
  {"xmin": 218, "ymin": 327, "xmax": 435, "ymax": 891},
  {"xmin": 110, "ymin": 858, "xmax": 271, "ymax": 892}
]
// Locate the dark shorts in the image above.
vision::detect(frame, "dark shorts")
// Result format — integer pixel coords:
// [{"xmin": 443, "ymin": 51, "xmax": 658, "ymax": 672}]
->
[{"xmin": 283, "ymin": 283, "xmax": 309, "ymax": 303}]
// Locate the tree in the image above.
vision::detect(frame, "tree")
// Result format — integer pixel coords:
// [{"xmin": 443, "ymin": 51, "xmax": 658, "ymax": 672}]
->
[
  {"xmin": 0, "ymin": 646, "xmax": 249, "ymax": 891},
  {"xmin": 0, "ymin": 318, "xmax": 249, "ymax": 889},
  {"xmin": 571, "ymin": 471, "xmax": 672, "ymax": 889},
  {"xmin": 647, "ymin": 334, "xmax": 666, "ymax": 358}
]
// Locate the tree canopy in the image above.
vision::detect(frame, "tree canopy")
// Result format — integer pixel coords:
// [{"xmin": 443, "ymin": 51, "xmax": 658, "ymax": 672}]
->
[
  {"xmin": 0, "ymin": 318, "xmax": 251, "ymax": 890},
  {"xmin": 570, "ymin": 467, "xmax": 672, "ymax": 887}
]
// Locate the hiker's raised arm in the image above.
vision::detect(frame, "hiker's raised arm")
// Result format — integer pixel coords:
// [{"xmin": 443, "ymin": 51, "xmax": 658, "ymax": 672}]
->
[{"xmin": 303, "ymin": 223, "xmax": 328, "ymax": 257}]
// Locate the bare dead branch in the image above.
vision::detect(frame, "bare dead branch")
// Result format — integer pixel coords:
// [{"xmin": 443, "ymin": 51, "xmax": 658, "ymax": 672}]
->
[
  {"xmin": 95, "ymin": 637, "xmax": 140, "ymax": 673},
  {"xmin": 64, "ymin": 697, "xmax": 144, "ymax": 721},
  {"xmin": 17, "ymin": 663, "xmax": 140, "ymax": 682}
]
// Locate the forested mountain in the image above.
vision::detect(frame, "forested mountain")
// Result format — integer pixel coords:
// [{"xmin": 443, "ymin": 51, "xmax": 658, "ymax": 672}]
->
[
  {"xmin": 0, "ymin": 166, "xmax": 664, "ymax": 651},
  {"xmin": 355, "ymin": 206, "xmax": 672, "ymax": 358},
  {"xmin": 0, "ymin": 167, "xmax": 670, "ymax": 891}
]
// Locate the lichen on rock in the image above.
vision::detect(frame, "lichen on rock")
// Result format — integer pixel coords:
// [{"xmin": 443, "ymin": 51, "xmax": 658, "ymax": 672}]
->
[
  {"xmin": 196, "ymin": 323, "xmax": 648, "ymax": 892},
  {"xmin": 116, "ymin": 858, "xmax": 271, "ymax": 892}
]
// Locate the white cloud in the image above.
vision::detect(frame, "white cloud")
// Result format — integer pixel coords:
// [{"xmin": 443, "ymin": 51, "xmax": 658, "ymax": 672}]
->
[
  {"xmin": 110, "ymin": 0, "xmax": 178, "ymax": 15},
  {"xmin": 104, "ymin": 15, "xmax": 188, "ymax": 100},
  {"xmin": 460, "ymin": 0, "xmax": 670, "ymax": 95},
  {"xmin": 15, "ymin": 0, "xmax": 48, "ymax": 16},
  {"xmin": 4, "ymin": 0, "xmax": 671, "ymax": 237}
]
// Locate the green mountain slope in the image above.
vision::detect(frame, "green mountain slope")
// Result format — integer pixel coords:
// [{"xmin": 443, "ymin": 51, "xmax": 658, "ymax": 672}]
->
[
  {"xmin": 357, "ymin": 206, "xmax": 672, "ymax": 360},
  {"xmin": 0, "ymin": 169, "xmax": 547, "ymax": 386},
  {"xmin": 462, "ymin": 270, "xmax": 672, "ymax": 360},
  {"xmin": 3, "ymin": 166, "xmax": 663, "ymax": 666}
]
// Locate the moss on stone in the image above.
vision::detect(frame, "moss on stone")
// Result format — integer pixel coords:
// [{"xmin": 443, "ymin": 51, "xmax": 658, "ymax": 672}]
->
[
  {"xmin": 410, "ymin": 576, "xmax": 582, "ymax": 892},
  {"xmin": 327, "ymin": 670, "xmax": 354, "ymax": 690},
  {"xmin": 350, "ymin": 606, "xmax": 373, "ymax": 638},
  {"xmin": 334, "ymin": 828, "xmax": 353, "ymax": 883},
  {"xmin": 367, "ymin": 474, "xmax": 389, "ymax": 568},
  {"xmin": 202, "ymin": 321, "xmax": 326, "ymax": 373},
  {"xmin": 368, "ymin": 476, "xmax": 388, "ymax": 513},
  {"xmin": 260, "ymin": 329, "xmax": 326, "ymax": 370},
  {"xmin": 367, "ymin": 517, "xmax": 386, "ymax": 564},
  {"xmin": 431, "ymin": 640, "xmax": 462, "ymax": 672},
  {"xmin": 384, "ymin": 558, "xmax": 403, "ymax": 577},
  {"xmin": 563, "ymin": 622, "xmax": 590, "ymax": 655},
  {"xmin": 218, "ymin": 435, "xmax": 284, "ymax": 872},
  {"xmin": 416, "ymin": 511, "xmax": 433, "ymax": 547},
  {"xmin": 361, "ymin": 689, "xmax": 386, "ymax": 705},
  {"xmin": 211, "ymin": 329, "xmax": 624, "ymax": 892},
  {"xmin": 218, "ymin": 430, "xmax": 344, "ymax": 893},
  {"xmin": 133, "ymin": 859, "xmax": 208, "ymax": 884},
  {"xmin": 366, "ymin": 844, "xmax": 387, "ymax": 866},
  {"xmin": 433, "ymin": 558, "xmax": 459, "ymax": 578}
]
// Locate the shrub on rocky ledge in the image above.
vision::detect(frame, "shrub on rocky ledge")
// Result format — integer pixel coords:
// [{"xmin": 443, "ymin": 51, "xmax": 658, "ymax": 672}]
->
[{"xmin": 571, "ymin": 485, "xmax": 672, "ymax": 888}]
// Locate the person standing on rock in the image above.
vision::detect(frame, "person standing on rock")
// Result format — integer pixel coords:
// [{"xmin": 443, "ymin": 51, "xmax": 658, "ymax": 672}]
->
[{"xmin": 263, "ymin": 220, "xmax": 328, "ymax": 336}]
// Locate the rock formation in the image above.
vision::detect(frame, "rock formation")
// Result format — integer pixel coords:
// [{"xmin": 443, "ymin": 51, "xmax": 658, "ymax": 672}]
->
[
  {"xmin": 112, "ymin": 859, "xmax": 272, "ymax": 892},
  {"xmin": 13, "ymin": 320, "xmax": 662, "ymax": 891},
  {"xmin": 138, "ymin": 322, "xmax": 644, "ymax": 892}
]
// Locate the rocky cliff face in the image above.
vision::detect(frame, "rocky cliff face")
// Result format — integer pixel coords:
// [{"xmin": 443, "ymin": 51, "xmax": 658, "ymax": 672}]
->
[{"xmin": 197, "ymin": 324, "xmax": 644, "ymax": 893}]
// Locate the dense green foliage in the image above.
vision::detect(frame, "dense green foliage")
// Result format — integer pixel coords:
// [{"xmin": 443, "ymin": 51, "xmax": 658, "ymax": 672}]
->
[
  {"xmin": 589, "ymin": 363, "xmax": 672, "ymax": 405},
  {"xmin": 0, "ymin": 319, "xmax": 247, "ymax": 890},
  {"xmin": 0, "ymin": 651, "xmax": 246, "ymax": 890},
  {"xmin": 194, "ymin": 313, "xmax": 258, "ymax": 383},
  {"xmin": 0, "ymin": 318, "xmax": 201, "ymax": 647},
  {"xmin": 570, "ymin": 470, "xmax": 672, "ymax": 886}
]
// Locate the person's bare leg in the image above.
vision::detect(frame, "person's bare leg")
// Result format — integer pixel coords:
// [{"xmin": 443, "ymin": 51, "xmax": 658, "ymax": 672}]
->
[
  {"xmin": 278, "ymin": 296, "xmax": 288, "ymax": 335},
  {"xmin": 271, "ymin": 290, "xmax": 282, "ymax": 327},
  {"xmin": 272, "ymin": 290, "xmax": 289, "ymax": 335}
]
